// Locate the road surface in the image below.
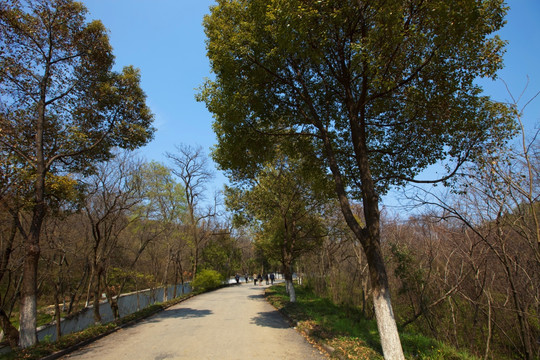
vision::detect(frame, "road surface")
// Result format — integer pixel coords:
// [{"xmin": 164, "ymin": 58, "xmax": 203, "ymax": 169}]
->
[{"xmin": 61, "ymin": 282, "xmax": 327, "ymax": 359}]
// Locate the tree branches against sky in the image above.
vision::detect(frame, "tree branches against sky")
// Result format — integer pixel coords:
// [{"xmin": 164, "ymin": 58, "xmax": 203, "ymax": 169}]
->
[{"xmin": 82, "ymin": 0, "xmax": 539, "ymax": 199}]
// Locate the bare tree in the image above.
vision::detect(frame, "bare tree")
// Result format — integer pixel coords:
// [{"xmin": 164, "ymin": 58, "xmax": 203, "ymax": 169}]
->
[
  {"xmin": 402, "ymin": 88, "xmax": 540, "ymax": 359},
  {"xmin": 166, "ymin": 144, "xmax": 215, "ymax": 278},
  {"xmin": 82, "ymin": 151, "xmax": 142, "ymax": 323}
]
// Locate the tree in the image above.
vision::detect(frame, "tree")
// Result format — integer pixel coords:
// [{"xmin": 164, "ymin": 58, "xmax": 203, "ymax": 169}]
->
[
  {"xmin": 200, "ymin": 1, "xmax": 514, "ymax": 357},
  {"xmin": 166, "ymin": 144, "xmax": 215, "ymax": 278},
  {"xmin": 200, "ymin": 230, "xmax": 241, "ymax": 280},
  {"xmin": 0, "ymin": 0, "xmax": 154, "ymax": 347},
  {"xmin": 407, "ymin": 90, "xmax": 540, "ymax": 359},
  {"xmin": 132, "ymin": 161, "xmax": 186, "ymax": 301},
  {"xmin": 82, "ymin": 151, "xmax": 142, "ymax": 323},
  {"xmin": 227, "ymin": 155, "xmax": 329, "ymax": 302}
]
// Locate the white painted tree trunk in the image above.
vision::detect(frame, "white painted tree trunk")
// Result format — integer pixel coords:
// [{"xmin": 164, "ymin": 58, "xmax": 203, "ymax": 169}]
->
[
  {"xmin": 373, "ymin": 287, "xmax": 405, "ymax": 360},
  {"xmin": 19, "ymin": 294, "xmax": 37, "ymax": 347},
  {"xmin": 286, "ymin": 279, "xmax": 296, "ymax": 303}
]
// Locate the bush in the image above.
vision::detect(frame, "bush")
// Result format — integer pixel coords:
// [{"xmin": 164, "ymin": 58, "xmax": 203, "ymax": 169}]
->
[{"xmin": 191, "ymin": 269, "xmax": 224, "ymax": 292}]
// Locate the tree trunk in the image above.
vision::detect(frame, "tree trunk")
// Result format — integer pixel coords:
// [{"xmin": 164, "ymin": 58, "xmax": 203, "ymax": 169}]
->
[
  {"xmin": 286, "ymin": 278, "xmax": 296, "ymax": 303},
  {"xmin": 104, "ymin": 286, "xmax": 120, "ymax": 321},
  {"xmin": 19, "ymin": 67, "xmax": 50, "ymax": 348},
  {"xmin": 366, "ymin": 241, "xmax": 404, "ymax": 360},
  {"xmin": 0, "ymin": 308, "xmax": 19, "ymax": 349},
  {"xmin": 93, "ymin": 269, "xmax": 102, "ymax": 324},
  {"xmin": 317, "ymin": 123, "xmax": 405, "ymax": 359},
  {"xmin": 283, "ymin": 263, "xmax": 296, "ymax": 303},
  {"xmin": 163, "ymin": 249, "xmax": 171, "ymax": 302},
  {"xmin": 54, "ymin": 283, "xmax": 62, "ymax": 340},
  {"xmin": 19, "ymin": 221, "xmax": 42, "ymax": 348},
  {"xmin": 178, "ymin": 256, "xmax": 185, "ymax": 295}
]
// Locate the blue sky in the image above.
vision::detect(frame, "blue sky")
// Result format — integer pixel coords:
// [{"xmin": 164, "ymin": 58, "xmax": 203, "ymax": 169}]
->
[{"xmin": 82, "ymin": 0, "xmax": 539, "ymax": 203}]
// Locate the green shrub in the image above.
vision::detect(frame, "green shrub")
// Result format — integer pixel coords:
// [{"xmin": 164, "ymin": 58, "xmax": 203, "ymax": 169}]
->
[{"xmin": 191, "ymin": 269, "xmax": 224, "ymax": 292}]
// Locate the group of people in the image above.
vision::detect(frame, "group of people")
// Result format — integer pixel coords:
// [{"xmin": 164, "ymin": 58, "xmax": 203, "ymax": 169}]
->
[
  {"xmin": 253, "ymin": 273, "xmax": 275, "ymax": 286},
  {"xmin": 233, "ymin": 273, "xmax": 276, "ymax": 285}
]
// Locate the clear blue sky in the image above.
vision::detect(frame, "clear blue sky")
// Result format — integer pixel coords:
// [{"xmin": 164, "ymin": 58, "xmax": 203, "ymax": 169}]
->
[{"xmin": 82, "ymin": 0, "xmax": 539, "ymax": 202}]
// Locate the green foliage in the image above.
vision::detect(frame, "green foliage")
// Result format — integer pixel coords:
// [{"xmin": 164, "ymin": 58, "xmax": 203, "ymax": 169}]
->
[
  {"xmin": 391, "ymin": 244, "xmax": 425, "ymax": 295},
  {"xmin": 0, "ymin": 0, "xmax": 155, "ymax": 185},
  {"xmin": 201, "ymin": 0, "xmax": 514, "ymax": 196},
  {"xmin": 131, "ymin": 161, "xmax": 186, "ymax": 223},
  {"xmin": 200, "ymin": 235, "xmax": 242, "ymax": 279},
  {"xmin": 191, "ymin": 269, "xmax": 224, "ymax": 293},
  {"xmin": 225, "ymin": 155, "xmax": 329, "ymax": 271}
]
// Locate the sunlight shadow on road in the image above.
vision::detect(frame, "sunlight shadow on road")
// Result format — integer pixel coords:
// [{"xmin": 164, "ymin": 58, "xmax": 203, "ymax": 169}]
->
[
  {"xmin": 149, "ymin": 307, "xmax": 213, "ymax": 321},
  {"xmin": 251, "ymin": 311, "xmax": 290, "ymax": 329},
  {"xmin": 247, "ymin": 294, "xmax": 265, "ymax": 300}
]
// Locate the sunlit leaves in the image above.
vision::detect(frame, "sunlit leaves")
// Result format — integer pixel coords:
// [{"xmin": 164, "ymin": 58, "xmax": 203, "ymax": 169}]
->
[
  {"xmin": 0, "ymin": 0, "xmax": 155, "ymax": 179},
  {"xmin": 201, "ymin": 0, "xmax": 514, "ymax": 197}
]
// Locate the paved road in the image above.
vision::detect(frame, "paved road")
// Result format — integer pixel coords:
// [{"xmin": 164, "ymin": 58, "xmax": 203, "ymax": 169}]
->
[{"xmin": 61, "ymin": 282, "xmax": 327, "ymax": 359}]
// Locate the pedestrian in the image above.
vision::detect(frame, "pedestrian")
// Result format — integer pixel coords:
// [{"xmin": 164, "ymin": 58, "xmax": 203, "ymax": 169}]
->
[
  {"xmin": 245, "ymin": 273, "xmax": 249, "ymax": 283},
  {"xmin": 270, "ymin": 273, "xmax": 275, "ymax": 285},
  {"xmin": 235, "ymin": 274, "xmax": 240, "ymax": 284},
  {"xmin": 257, "ymin": 273, "xmax": 263, "ymax": 286},
  {"xmin": 253, "ymin": 273, "xmax": 258, "ymax": 285},
  {"xmin": 265, "ymin": 273, "xmax": 269, "ymax": 285}
]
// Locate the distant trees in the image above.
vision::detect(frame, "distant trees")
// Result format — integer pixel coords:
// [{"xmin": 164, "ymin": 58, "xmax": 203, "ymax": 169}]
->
[{"xmin": 201, "ymin": 1, "xmax": 514, "ymax": 357}]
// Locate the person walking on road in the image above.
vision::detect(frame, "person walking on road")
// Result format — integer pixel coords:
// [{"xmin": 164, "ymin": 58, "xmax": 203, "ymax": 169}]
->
[
  {"xmin": 257, "ymin": 274, "xmax": 263, "ymax": 286},
  {"xmin": 270, "ymin": 273, "xmax": 275, "ymax": 285}
]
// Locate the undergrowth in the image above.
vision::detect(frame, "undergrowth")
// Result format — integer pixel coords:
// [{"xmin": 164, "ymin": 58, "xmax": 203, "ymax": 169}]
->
[{"xmin": 265, "ymin": 283, "xmax": 479, "ymax": 360}]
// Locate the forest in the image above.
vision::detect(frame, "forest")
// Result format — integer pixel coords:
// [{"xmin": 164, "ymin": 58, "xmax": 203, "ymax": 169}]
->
[{"xmin": 0, "ymin": 0, "xmax": 539, "ymax": 359}]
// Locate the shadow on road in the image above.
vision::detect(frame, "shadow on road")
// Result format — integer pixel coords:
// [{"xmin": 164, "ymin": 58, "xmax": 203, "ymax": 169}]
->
[
  {"xmin": 151, "ymin": 307, "xmax": 213, "ymax": 321},
  {"xmin": 251, "ymin": 311, "xmax": 290, "ymax": 329},
  {"xmin": 247, "ymin": 294, "xmax": 265, "ymax": 300}
]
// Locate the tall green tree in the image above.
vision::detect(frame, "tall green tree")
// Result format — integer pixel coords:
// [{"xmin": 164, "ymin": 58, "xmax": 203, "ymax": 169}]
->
[
  {"xmin": 200, "ymin": 1, "xmax": 514, "ymax": 358},
  {"xmin": 0, "ymin": 0, "xmax": 154, "ymax": 347}
]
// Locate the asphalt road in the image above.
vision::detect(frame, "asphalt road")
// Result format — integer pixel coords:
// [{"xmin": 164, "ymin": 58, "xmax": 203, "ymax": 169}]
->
[{"xmin": 61, "ymin": 282, "xmax": 327, "ymax": 360}]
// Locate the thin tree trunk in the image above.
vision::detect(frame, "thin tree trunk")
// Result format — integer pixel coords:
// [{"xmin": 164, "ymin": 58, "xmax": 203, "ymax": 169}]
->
[
  {"xmin": 163, "ymin": 249, "xmax": 171, "ymax": 302},
  {"xmin": 0, "ymin": 308, "xmax": 19, "ymax": 349},
  {"xmin": 19, "ymin": 65, "xmax": 50, "ymax": 348},
  {"xmin": 104, "ymin": 287, "xmax": 120, "ymax": 320},
  {"xmin": 54, "ymin": 283, "xmax": 62, "ymax": 340},
  {"xmin": 484, "ymin": 291, "xmax": 492, "ymax": 360},
  {"xmin": 93, "ymin": 268, "xmax": 102, "ymax": 324},
  {"xmin": 68, "ymin": 264, "xmax": 88, "ymax": 314},
  {"xmin": 178, "ymin": 256, "xmax": 185, "ymax": 294}
]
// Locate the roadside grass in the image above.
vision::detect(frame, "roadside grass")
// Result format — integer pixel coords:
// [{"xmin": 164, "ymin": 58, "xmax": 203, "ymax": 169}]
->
[
  {"xmin": 1, "ymin": 293, "xmax": 194, "ymax": 360},
  {"xmin": 265, "ymin": 283, "xmax": 479, "ymax": 360}
]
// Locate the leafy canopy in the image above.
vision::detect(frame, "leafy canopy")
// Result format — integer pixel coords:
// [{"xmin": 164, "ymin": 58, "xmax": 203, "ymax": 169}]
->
[
  {"xmin": 0, "ymin": 0, "xmax": 155, "ymax": 177},
  {"xmin": 200, "ymin": 0, "xmax": 515, "ymax": 196}
]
